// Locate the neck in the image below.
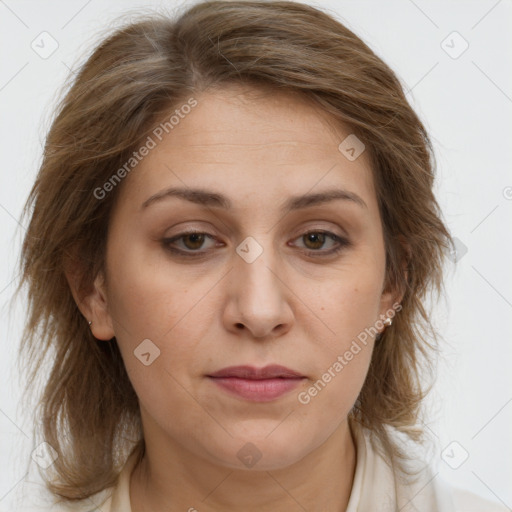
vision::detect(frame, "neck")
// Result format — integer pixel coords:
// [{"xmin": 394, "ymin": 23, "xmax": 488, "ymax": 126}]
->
[{"xmin": 130, "ymin": 418, "xmax": 357, "ymax": 512}]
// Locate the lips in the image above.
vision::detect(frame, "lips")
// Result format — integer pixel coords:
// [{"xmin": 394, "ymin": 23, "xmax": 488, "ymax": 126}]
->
[
  {"xmin": 207, "ymin": 365, "xmax": 304, "ymax": 379},
  {"xmin": 207, "ymin": 365, "xmax": 305, "ymax": 402}
]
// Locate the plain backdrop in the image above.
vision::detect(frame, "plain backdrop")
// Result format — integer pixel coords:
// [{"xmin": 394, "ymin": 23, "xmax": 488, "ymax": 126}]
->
[{"xmin": 1, "ymin": 0, "xmax": 511, "ymax": 510}]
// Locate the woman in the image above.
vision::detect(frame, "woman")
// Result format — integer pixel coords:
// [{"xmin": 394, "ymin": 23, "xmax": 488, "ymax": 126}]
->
[{"xmin": 17, "ymin": 1, "xmax": 506, "ymax": 510}]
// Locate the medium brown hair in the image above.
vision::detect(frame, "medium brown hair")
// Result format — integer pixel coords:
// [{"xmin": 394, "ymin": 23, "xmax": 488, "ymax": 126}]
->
[{"xmin": 18, "ymin": 0, "xmax": 453, "ymax": 502}]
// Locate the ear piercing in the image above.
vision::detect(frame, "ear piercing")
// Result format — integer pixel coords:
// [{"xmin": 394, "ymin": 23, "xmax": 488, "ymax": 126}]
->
[{"xmin": 377, "ymin": 317, "xmax": 393, "ymax": 341}]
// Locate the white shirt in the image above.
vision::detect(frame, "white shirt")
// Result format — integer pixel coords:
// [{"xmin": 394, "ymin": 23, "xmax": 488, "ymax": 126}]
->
[{"xmin": 38, "ymin": 421, "xmax": 507, "ymax": 512}]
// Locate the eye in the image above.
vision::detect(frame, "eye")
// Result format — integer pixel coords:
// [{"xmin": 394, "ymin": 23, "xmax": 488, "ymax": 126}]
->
[
  {"xmin": 291, "ymin": 230, "xmax": 351, "ymax": 256},
  {"xmin": 161, "ymin": 229, "xmax": 351, "ymax": 258},
  {"xmin": 162, "ymin": 231, "xmax": 218, "ymax": 255}
]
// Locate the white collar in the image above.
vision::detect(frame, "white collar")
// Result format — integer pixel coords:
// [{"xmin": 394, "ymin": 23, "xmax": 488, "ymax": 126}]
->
[{"xmin": 100, "ymin": 420, "xmax": 457, "ymax": 512}]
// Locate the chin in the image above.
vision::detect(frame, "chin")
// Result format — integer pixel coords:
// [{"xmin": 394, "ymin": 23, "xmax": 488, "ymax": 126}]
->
[{"xmin": 204, "ymin": 426, "xmax": 317, "ymax": 471}]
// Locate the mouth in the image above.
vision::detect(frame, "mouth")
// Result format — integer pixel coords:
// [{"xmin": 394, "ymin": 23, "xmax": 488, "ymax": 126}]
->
[{"xmin": 206, "ymin": 365, "xmax": 306, "ymax": 402}]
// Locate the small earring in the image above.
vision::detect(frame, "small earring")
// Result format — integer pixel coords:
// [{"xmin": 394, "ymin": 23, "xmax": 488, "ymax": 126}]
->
[
  {"xmin": 88, "ymin": 320, "xmax": 92, "ymax": 326},
  {"xmin": 383, "ymin": 317, "xmax": 393, "ymax": 326}
]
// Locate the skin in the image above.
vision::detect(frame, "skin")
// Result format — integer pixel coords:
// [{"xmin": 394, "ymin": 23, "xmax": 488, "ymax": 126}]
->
[{"xmin": 72, "ymin": 84, "xmax": 404, "ymax": 511}]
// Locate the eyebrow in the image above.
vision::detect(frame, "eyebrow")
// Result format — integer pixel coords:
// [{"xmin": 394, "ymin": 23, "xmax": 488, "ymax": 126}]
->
[{"xmin": 141, "ymin": 186, "xmax": 367, "ymax": 212}]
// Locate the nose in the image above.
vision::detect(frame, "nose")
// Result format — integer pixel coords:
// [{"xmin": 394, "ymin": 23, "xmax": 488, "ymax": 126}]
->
[{"xmin": 222, "ymin": 240, "xmax": 294, "ymax": 340}]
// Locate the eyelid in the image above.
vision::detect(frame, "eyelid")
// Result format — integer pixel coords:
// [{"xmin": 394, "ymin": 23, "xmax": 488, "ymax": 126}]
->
[
  {"xmin": 162, "ymin": 230, "xmax": 219, "ymax": 254},
  {"xmin": 161, "ymin": 228, "xmax": 351, "ymax": 258},
  {"xmin": 290, "ymin": 230, "xmax": 351, "ymax": 256}
]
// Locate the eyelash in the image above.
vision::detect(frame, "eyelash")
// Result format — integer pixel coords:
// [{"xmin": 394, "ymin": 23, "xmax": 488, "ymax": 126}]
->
[{"xmin": 161, "ymin": 230, "xmax": 351, "ymax": 258}]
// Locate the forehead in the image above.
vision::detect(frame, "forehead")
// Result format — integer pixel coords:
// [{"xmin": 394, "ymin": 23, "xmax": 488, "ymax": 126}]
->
[
  {"xmin": 118, "ymin": 84, "xmax": 377, "ymax": 212},
  {"xmin": 163, "ymin": 85, "xmax": 364, "ymax": 157}
]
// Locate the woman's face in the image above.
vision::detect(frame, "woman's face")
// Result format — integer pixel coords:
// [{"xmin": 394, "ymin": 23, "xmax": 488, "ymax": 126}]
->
[{"xmin": 89, "ymin": 84, "xmax": 400, "ymax": 470}]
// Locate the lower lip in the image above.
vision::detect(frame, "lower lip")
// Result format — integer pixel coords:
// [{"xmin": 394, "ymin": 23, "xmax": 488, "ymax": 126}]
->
[{"xmin": 208, "ymin": 376, "xmax": 304, "ymax": 402}]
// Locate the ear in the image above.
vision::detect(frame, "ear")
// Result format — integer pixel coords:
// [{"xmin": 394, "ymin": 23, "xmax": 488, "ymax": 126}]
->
[
  {"xmin": 64, "ymin": 258, "xmax": 116, "ymax": 341},
  {"xmin": 378, "ymin": 236, "xmax": 410, "ymax": 320}
]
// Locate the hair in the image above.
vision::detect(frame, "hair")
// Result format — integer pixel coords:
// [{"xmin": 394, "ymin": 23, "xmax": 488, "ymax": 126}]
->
[{"xmin": 17, "ymin": 0, "xmax": 453, "ymax": 503}]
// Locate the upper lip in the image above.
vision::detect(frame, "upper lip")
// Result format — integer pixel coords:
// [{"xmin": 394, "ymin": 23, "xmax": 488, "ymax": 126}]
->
[{"xmin": 207, "ymin": 365, "xmax": 304, "ymax": 379}]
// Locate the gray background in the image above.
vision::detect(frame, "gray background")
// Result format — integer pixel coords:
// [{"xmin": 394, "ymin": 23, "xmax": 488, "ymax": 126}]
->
[{"xmin": 1, "ymin": 0, "xmax": 511, "ymax": 510}]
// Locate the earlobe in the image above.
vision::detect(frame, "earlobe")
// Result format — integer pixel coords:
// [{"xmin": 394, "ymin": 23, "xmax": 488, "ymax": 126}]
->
[
  {"xmin": 378, "ymin": 238, "xmax": 409, "ymax": 327},
  {"xmin": 86, "ymin": 272, "xmax": 116, "ymax": 340},
  {"xmin": 64, "ymin": 261, "xmax": 115, "ymax": 341},
  {"xmin": 387, "ymin": 235, "xmax": 410, "ymax": 305}
]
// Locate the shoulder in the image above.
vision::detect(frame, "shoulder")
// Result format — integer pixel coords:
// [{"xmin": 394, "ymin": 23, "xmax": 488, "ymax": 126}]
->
[
  {"xmin": 16, "ymin": 480, "xmax": 113, "ymax": 512},
  {"xmin": 395, "ymin": 457, "xmax": 509, "ymax": 512},
  {"xmin": 450, "ymin": 485, "xmax": 509, "ymax": 512},
  {"xmin": 31, "ymin": 449, "xmax": 139, "ymax": 512},
  {"xmin": 41, "ymin": 493, "xmax": 113, "ymax": 512},
  {"xmin": 352, "ymin": 422, "xmax": 508, "ymax": 512},
  {"xmin": 394, "ymin": 463, "xmax": 509, "ymax": 512},
  {"xmin": 394, "ymin": 452, "xmax": 509, "ymax": 512}
]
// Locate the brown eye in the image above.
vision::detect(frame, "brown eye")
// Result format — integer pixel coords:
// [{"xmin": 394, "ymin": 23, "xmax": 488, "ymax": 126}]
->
[
  {"xmin": 181, "ymin": 233, "xmax": 206, "ymax": 250},
  {"xmin": 302, "ymin": 232, "xmax": 327, "ymax": 250},
  {"xmin": 162, "ymin": 231, "xmax": 218, "ymax": 256},
  {"xmin": 292, "ymin": 230, "xmax": 351, "ymax": 257}
]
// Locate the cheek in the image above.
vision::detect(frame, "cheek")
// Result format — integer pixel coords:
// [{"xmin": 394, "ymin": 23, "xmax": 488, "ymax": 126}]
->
[
  {"xmin": 303, "ymin": 257, "xmax": 384, "ymax": 400},
  {"xmin": 317, "ymin": 262, "xmax": 385, "ymax": 340},
  {"xmin": 298, "ymin": 294, "xmax": 376, "ymax": 424},
  {"xmin": 104, "ymin": 249, "xmax": 215, "ymax": 396},
  {"xmin": 106, "ymin": 236, "xmax": 205, "ymax": 338}
]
